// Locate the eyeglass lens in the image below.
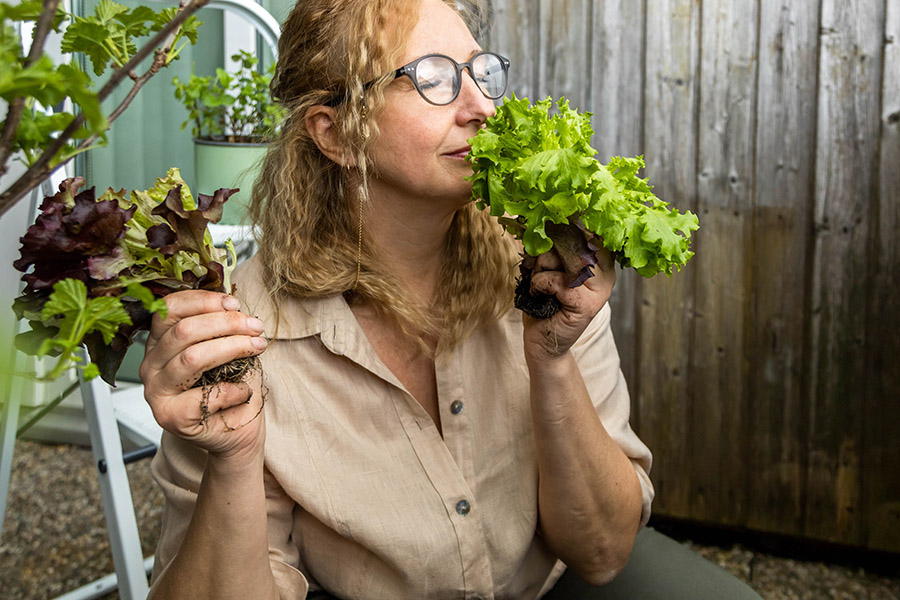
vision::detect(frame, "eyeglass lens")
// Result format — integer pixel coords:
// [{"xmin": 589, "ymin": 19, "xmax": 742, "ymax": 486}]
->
[{"xmin": 414, "ymin": 53, "xmax": 506, "ymax": 105}]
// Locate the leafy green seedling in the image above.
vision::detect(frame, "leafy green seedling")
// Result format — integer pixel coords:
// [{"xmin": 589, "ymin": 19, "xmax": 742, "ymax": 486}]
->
[{"xmin": 468, "ymin": 95, "xmax": 699, "ymax": 317}]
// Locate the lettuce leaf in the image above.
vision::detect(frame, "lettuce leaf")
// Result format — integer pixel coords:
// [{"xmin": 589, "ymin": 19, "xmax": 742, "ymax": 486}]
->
[
  {"xmin": 468, "ymin": 95, "xmax": 699, "ymax": 285},
  {"xmin": 12, "ymin": 168, "xmax": 237, "ymax": 384}
]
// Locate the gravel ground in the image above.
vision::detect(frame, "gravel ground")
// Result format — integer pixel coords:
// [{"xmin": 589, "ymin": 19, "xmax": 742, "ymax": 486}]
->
[
  {"xmin": 678, "ymin": 540, "xmax": 899, "ymax": 599},
  {"xmin": 1, "ymin": 439, "xmax": 899, "ymax": 600}
]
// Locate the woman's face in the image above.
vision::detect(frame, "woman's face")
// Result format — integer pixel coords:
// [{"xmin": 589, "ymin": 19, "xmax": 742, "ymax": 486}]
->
[{"xmin": 366, "ymin": 0, "xmax": 497, "ymax": 212}]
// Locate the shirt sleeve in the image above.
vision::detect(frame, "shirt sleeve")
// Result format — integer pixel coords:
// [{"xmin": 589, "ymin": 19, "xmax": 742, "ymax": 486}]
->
[
  {"xmin": 570, "ymin": 303, "xmax": 655, "ymax": 527},
  {"xmin": 149, "ymin": 431, "xmax": 310, "ymax": 598}
]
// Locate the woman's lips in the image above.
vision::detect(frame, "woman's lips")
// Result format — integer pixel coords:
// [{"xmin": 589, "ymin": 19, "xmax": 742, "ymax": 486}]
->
[{"xmin": 444, "ymin": 146, "xmax": 471, "ymax": 159}]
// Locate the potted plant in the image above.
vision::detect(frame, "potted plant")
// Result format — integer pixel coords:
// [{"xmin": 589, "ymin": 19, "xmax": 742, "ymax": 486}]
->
[{"xmin": 172, "ymin": 49, "xmax": 283, "ymax": 225}]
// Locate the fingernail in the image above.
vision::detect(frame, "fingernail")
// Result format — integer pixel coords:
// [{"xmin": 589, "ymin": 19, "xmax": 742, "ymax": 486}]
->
[
  {"xmin": 247, "ymin": 317, "xmax": 264, "ymax": 332},
  {"xmin": 223, "ymin": 296, "xmax": 241, "ymax": 311},
  {"xmin": 252, "ymin": 336, "xmax": 268, "ymax": 350}
]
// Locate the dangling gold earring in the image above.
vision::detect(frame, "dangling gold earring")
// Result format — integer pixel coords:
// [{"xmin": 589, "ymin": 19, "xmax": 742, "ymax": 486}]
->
[
  {"xmin": 353, "ymin": 190, "xmax": 363, "ymax": 291},
  {"xmin": 353, "ymin": 102, "xmax": 368, "ymax": 291}
]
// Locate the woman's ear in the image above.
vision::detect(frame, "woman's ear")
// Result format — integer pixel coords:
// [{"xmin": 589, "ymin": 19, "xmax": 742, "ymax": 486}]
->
[{"xmin": 305, "ymin": 106, "xmax": 356, "ymax": 167}]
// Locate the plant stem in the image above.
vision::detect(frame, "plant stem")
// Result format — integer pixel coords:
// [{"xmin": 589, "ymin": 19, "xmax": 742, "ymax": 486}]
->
[
  {"xmin": 44, "ymin": 309, "xmax": 87, "ymax": 380},
  {"xmin": 194, "ymin": 108, "xmax": 203, "ymax": 140},
  {"xmin": 15, "ymin": 379, "xmax": 80, "ymax": 438},
  {"xmin": 0, "ymin": 0, "xmax": 209, "ymax": 218},
  {"xmin": 0, "ymin": 0, "xmax": 63, "ymax": 180},
  {"xmin": 75, "ymin": 62, "xmax": 161, "ymax": 150}
]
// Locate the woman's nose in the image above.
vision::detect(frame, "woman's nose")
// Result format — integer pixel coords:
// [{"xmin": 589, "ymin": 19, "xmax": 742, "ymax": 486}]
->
[{"xmin": 457, "ymin": 71, "xmax": 496, "ymax": 124}]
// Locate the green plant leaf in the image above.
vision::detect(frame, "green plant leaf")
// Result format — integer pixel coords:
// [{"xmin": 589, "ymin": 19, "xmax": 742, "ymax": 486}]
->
[
  {"xmin": 60, "ymin": 0, "xmax": 183, "ymax": 75},
  {"xmin": 115, "ymin": 5, "xmax": 155, "ymax": 38},
  {"xmin": 468, "ymin": 95, "xmax": 699, "ymax": 283},
  {"xmin": 124, "ymin": 282, "xmax": 168, "ymax": 318},
  {"xmin": 151, "ymin": 7, "xmax": 200, "ymax": 44},
  {"xmin": 94, "ymin": 0, "xmax": 129, "ymax": 23},
  {"xmin": 60, "ymin": 19, "xmax": 116, "ymax": 75},
  {"xmin": 41, "ymin": 278, "xmax": 131, "ymax": 346},
  {"xmin": 57, "ymin": 63, "xmax": 106, "ymax": 138},
  {"xmin": 0, "ymin": 0, "xmax": 66, "ymax": 30},
  {"xmin": 82, "ymin": 362, "xmax": 101, "ymax": 380}
]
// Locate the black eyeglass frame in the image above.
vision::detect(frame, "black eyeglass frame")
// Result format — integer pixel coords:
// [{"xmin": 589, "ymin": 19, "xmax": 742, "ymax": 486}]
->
[{"xmin": 325, "ymin": 51, "xmax": 510, "ymax": 107}]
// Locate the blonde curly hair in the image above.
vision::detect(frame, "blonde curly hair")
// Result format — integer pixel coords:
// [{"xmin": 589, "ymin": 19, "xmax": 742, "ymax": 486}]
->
[{"xmin": 249, "ymin": 0, "xmax": 517, "ymax": 351}]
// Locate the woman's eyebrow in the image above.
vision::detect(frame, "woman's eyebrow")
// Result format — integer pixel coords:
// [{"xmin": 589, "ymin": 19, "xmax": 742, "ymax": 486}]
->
[{"xmin": 421, "ymin": 48, "xmax": 483, "ymax": 59}]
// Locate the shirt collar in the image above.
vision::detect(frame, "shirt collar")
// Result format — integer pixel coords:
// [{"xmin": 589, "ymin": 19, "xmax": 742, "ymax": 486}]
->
[
  {"xmin": 234, "ymin": 255, "xmax": 409, "ymax": 391},
  {"xmin": 234, "ymin": 255, "xmax": 354, "ymax": 341}
]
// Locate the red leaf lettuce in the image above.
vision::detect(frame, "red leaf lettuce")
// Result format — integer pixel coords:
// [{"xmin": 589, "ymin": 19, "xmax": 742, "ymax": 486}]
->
[{"xmin": 12, "ymin": 168, "xmax": 238, "ymax": 384}]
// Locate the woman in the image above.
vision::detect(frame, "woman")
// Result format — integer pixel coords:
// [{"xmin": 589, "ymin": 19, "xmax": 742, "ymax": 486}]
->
[{"xmin": 141, "ymin": 1, "xmax": 760, "ymax": 598}]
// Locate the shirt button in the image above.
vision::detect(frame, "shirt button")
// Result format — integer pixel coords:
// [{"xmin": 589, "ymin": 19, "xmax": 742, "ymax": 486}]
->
[
  {"xmin": 450, "ymin": 400, "xmax": 464, "ymax": 415},
  {"xmin": 455, "ymin": 499, "xmax": 471, "ymax": 516}
]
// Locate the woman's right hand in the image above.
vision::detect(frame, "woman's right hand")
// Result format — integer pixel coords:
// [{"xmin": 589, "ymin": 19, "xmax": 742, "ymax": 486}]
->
[{"xmin": 139, "ymin": 290, "xmax": 269, "ymax": 463}]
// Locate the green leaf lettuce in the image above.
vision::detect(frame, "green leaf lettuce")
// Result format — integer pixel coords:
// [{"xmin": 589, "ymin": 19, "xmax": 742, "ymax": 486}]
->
[{"xmin": 468, "ymin": 95, "xmax": 699, "ymax": 283}]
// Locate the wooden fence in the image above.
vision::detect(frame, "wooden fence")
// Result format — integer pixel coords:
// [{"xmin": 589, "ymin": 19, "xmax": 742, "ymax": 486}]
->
[{"xmin": 481, "ymin": 0, "xmax": 900, "ymax": 552}]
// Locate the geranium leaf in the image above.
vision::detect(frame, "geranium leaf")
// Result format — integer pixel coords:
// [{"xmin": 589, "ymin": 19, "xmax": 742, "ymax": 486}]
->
[{"xmin": 124, "ymin": 283, "xmax": 168, "ymax": 317}]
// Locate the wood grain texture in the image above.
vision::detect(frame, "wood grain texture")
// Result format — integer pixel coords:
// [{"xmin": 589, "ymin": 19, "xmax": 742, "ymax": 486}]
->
[
  {"xmin": 488, "ymin": 0, "xmax": 541, "ymax": 99},
  {"xmin": 536, "ymin": 0, "xmax": 592, "ymax": 109},
  {"xmin": 746, "ymin": 0, "xmax": 820, "ymax": 537},
  {"xmin": 589, "ymin": 0, "xmax": 645, "ymax": 401},
  {"xmin": 638, "ymin": 0, "xmax": 702, "ymax": 519},
  {"xmin": 806, "ymin": 0, "xmax": 885, "ymax": 546},
  {"xmin": 863, "ymin": 0, "xmax": 900, "ymax": 553},
  {"xmin": 688, "ymin": 0, "xmax": 760, "ymax": 526},
  {"xmin": 457, "ymin": 0, "xmax": 492, "ymax": 48}
]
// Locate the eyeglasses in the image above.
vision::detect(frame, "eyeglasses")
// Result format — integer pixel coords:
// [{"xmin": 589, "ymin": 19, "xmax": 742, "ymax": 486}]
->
[
  {"xmin": 394, "ymin": 51, "xmax": 510, "ymax": 105},
  {"xmin": 326, "ymin": 51, "xmax": 510, "ymax": 107}
]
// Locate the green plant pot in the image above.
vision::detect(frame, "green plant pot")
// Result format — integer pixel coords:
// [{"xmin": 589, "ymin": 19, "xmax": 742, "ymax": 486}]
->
[{"xmin": 193, "ymin": 138, "xmax": 268, "ymax": 226}]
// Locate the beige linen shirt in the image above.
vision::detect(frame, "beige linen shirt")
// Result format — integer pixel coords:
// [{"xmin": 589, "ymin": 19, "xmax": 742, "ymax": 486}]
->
[{"xmin": 151, "ymin": 256, "xmax": 654, "ymax": 600}]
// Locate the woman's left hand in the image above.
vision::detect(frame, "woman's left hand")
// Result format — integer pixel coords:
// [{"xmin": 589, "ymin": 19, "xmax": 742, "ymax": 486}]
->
[{"xmin": 522, "ymin": 246, "xmax": 616, "ymax": 362}]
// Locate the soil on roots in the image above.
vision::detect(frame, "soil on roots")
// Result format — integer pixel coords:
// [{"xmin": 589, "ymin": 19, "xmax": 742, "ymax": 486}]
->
[
  {"xmin": 193, "ymin": 355, "xmax": 261, "ymax": 388},
  {"xmin": 514, "ymin": 266, "xmax": 561, "ymax": 320}
]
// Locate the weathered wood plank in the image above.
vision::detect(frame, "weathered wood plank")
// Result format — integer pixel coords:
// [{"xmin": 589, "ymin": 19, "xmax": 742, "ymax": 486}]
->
[
  {"xmin": 488, "ymin": 0, "xmax": 541, "ymax": 99},
  {"xmin": 589, "ymin": 0, "xmax": 644, "ymax": 160},
  {"xmin": 806, "ymin": 0, "xmax": 885, "ymax": 546},
  {"xmin": 746, "ymin": 0, "xmax": 820, "ymax": 537},
  {"xmin": 589, "ymin": 0, "xmax": 645, "ymax": 401},
  {"xmin": 689, "ymin": 0, "xmax": 760, "ymax": 526},
  {"xmin": 638, "ymin": 0, "xmax": 701, "ymax": 519},
  {"xmin": 456, "ymin": 0, "xmax": 492, "ymax": 48},
  {"xmin": 864, "ymin": 0, "xmax": 900, "ymax": 553},
  {"xmin": 536, "ymin": 0, "xmax": 592, "ymax": 110}
]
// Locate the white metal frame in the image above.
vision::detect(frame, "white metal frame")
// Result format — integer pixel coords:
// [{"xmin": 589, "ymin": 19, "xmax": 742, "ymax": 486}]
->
[{"xmin": 56, "ymin": 373, "xmax": 159, "ymax": 600}]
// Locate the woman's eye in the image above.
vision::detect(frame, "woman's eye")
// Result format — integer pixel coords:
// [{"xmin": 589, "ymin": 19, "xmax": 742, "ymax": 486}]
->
[{"xmin": 418, "ymin": 77, "xmax": 443, "ymax": 91}]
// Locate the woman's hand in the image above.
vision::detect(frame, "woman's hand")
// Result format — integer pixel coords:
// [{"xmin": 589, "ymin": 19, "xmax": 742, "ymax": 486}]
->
[
  {"xmin": 522, "ymin": 246, "xmax": 616, "ymax": 363},
  {"xmin": 139, "ymin": 290, "xmax": 269, "ymax": 462}
]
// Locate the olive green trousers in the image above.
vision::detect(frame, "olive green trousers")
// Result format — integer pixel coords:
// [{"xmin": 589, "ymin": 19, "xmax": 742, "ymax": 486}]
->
[
  {"xmin": 542, "ymin": 527, "xmax": 763, "ymax": 599},
  {"xmin": 306, "ymin": 527, "xmax": 763, "ymax": 599}
]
